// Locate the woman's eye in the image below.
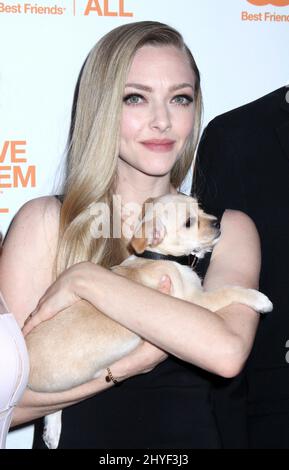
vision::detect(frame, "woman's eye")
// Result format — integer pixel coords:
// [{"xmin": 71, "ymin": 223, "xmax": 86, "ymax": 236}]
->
[
  {"xmin": 172, "ymin": 95, "xmax": 193, "ymax": 106},
  {"xmin": 123, "ymin": 94, "xmax": 144, "ymax": 105}
]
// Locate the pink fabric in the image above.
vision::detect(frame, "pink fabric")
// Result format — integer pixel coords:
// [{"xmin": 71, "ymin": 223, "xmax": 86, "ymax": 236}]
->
[{"xmin": 0, "ymin": 293, "xmax": 29, "ymax": 449}]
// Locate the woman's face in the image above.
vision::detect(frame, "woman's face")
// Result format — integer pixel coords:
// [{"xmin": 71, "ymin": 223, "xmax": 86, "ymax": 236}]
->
[{"xmin": 119, "ymin": 45, "xmax": 196, "ymax": 178}]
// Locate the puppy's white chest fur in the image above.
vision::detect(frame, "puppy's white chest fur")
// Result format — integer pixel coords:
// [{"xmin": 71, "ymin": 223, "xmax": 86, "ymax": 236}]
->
[
  {"xmin": 29, "ymin": 194, "xmax": 273, "ymax": 449},
  {"xmin": 168, "ymin": 261, "xmax": 203, "ymax": 302},
  {"xmin": 120, "ymin": 255, "xmax": 203, "ymax": 302}
]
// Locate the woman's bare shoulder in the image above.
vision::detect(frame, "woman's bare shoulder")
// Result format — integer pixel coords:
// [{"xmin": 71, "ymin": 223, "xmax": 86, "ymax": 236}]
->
[
  {"xmin": 215, "ymin": 209, "xmax": 260, "ymax": 258},
  {"xmin": 7, "ymin": 195, "xmax": 61, "ymax": 247},
  {"xmin": 205, "ymin": 208, "xmax": 261, "ymax": 290},
  {"xmin": 221, "ymin": 209, "xmax": 257, "ymax": 231},
  {"xmin": 14, "ymin": 194, "xmax": 61, "ymax": 223},
  {"xmin": 0, "ymin": 196, "xmax": 62, "ymax": 323}
]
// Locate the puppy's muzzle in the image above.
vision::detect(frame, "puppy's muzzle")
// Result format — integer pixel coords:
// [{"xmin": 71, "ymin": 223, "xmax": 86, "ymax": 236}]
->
[
  {"xmin": 211, "ymin": 218, "xmax": 221, "ymax": 231},
  {"xmin": 210, "ymin": 217, "xmax": 222, "ymax": 244}
]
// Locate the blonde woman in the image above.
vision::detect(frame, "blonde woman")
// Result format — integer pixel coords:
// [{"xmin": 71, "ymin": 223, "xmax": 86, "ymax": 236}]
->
[{"xmin": 0, "ymin": 22, "xmax": 262, "ymax": 448}]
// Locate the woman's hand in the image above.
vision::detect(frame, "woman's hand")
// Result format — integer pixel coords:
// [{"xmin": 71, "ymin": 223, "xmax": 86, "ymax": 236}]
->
[
  {"xmin": 105, "ymin": 340, "xmax": 168, "ymax": 383},
  {"xmin": 22, "ymin": 261, "xmax": 94, "ymax": 336},
  {"xmin": 22, "ymin": 259, "xmax": 172, "ymax": 338}
]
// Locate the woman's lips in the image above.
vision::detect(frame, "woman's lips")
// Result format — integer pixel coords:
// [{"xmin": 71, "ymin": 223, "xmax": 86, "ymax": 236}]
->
[{"xmin": 140, "ymin": 139, "xmax": 176, "ymax": 153}]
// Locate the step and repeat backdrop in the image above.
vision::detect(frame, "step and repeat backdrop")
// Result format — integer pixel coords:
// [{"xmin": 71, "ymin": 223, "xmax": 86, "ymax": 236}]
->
[{"xmin": 0, "ymin": 0, "xmax": 289, "ymax": 448}]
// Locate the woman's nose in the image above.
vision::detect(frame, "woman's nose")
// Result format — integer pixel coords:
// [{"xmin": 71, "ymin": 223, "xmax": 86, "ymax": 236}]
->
[{"xmin": 149, "ymin": 103, "xmax": 171, "ymax": 132}]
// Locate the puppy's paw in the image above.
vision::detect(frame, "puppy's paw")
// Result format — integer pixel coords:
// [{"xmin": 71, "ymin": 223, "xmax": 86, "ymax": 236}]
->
[
  {"xmin": 158, "ymin": 275, "xmax": 172, "ymax": 295},
  {"xmin": 43, "ymin": 411, "xmax": 62, "ymax": 449},
  {"xmin": 249, "ymin": 290, "xmax": 273, "ymax": 313}
]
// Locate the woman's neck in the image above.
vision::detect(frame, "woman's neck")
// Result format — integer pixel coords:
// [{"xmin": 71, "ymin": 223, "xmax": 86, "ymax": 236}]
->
[
  {"xmin": 114, "ymin": 168, "xmax": 178, "ymax": 243},
  {"xmin": 115, "ymin": 170, "xmax": 177, "ymax": 207}
]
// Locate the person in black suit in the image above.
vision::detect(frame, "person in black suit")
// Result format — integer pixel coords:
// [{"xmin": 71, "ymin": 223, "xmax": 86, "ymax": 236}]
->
[{"xmin": 194, "ymin": 86, "xmax": 289, "ymax": 448}]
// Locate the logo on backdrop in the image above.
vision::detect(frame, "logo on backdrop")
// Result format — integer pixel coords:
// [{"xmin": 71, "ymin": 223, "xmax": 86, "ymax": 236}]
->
[
  {"xmin": 0, "ymin": 141, "xmax": 36, "ymax": 214},
  {"xmin": 242, "ymin": 0, "xmax": 289, "ymax": 22},
  {"xmin": 84, "ymin": 0, "xmax": 133, "ymax": 16},
  {"xmin": 247, "ymin": 0, "xmax": 289, "ymax": 5},
  {"xmin": 0, "ymin": 1, "xmax": 134, "ymax": 16}
]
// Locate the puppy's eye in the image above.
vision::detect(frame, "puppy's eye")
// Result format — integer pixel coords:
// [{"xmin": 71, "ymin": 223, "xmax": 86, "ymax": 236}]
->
[{"xmin": 185, "ymin": 217, "xmax": 194, "ymax": 228}]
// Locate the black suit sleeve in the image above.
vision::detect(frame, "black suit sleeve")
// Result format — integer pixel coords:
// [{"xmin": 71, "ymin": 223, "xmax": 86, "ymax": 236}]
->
[
  {"xmin": 193, "ymin": 119, "xmax": 246, "ymax": 214},
  {"xmin": 193, "ymin": 119, "xmax": 250, "ymax": 448}
]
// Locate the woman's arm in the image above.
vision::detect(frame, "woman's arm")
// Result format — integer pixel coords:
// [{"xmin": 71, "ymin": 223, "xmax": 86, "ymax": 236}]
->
[
  {"xmin": 26, "ymin": 209, "xmax": 262, "ymax": 379},
  {"xmin": 13, "ymin": 339, "xmax": 167, "ymax": 426},
  {"xmin": 0, "ymin": 197, "xmax": 167, "ymax": 426},
  {"xmin": 83, "ymin": 210, "xmax": 260, "ymax": 378}
]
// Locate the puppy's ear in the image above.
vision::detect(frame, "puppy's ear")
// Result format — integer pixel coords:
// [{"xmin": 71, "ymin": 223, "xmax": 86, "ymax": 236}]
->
[
  {"xmin": 130, "ymin": 214, "xmax": 166, "ymax": 254},
  {"xmin": 130, "ymin": 197, "xmax": 167, "ymax": 254},
  {"xmin": 142, "ymin": 197, "xmax": 155, "ymax": 213},
  {"xmin": 149, "ymin": 219, "xmax": 166, "ymax": 247},
  {"xmin": 130, "ymin": 234, "xmax": 148, "ymax": 254}
]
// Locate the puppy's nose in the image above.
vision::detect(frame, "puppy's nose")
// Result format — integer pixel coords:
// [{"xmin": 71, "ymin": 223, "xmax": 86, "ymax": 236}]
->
[{"xmin": 211, "ymin": 219, "xmax": 220, "ymax": 230}]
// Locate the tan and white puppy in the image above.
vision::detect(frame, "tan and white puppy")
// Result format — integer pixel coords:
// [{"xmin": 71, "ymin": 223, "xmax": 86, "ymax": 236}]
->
[{"xmin": 25, "ymin": 194, "xmax": 273, "ymax": 448}]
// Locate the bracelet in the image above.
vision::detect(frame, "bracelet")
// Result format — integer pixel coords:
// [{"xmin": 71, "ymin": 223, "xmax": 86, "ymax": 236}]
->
[{"xmin": 105, "ymin": 367, "xmax": 119, "ymax": 385}]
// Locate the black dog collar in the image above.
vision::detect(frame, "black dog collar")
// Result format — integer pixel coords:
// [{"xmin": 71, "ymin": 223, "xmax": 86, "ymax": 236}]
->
[{"xmin": 134, "ymin": 250, "xmax": 197, "ymax": 268}]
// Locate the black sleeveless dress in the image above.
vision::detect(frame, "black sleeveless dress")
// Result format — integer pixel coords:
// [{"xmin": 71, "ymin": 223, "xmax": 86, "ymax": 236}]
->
[{"xmin": 33, "ymin": 198, "xmax": 247, "ymax": 449}]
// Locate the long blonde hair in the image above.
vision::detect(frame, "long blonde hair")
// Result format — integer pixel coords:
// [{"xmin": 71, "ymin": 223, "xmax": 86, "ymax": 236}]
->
[{"xmin": 54, "ymin": 21, "xmax": 203, "ymax": 278}]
